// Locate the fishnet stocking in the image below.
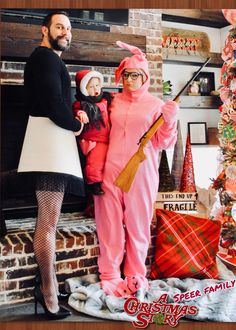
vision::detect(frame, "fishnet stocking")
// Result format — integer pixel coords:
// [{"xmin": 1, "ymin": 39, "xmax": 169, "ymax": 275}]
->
[{"xmin": 33, "ymin": 189, "xmax": 64, "ymax": 313}]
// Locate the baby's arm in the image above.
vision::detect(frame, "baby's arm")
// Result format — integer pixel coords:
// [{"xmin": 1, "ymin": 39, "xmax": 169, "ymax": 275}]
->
[
  {"xmin": 73, "ymin": 101, "xmax": 89, "ymax": 124},
  {"xmin": 76, "ymin": 110, "xmax": 89, "ymax": 124}
]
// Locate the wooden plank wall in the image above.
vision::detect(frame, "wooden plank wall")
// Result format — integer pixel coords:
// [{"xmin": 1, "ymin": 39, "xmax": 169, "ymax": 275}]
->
[{"xmin": 1, "ymin": 22, "xmax": 146, "ymax": 64}]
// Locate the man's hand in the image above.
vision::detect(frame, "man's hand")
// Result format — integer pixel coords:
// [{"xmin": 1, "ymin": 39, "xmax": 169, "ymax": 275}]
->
[{"xmin": 74, "ymin": 122, "xmax": 84, "ymax": 136}]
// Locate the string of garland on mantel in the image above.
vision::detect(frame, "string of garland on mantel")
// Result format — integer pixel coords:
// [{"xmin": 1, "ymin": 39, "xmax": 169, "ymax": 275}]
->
[{"xmin": 210, "ymin": 10, "xmax": 236, "ymax": 258}]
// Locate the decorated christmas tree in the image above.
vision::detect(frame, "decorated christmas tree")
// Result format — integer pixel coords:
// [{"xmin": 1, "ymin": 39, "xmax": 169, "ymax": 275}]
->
[
  {"xmin": 211, "ymin": 10, "xmax": 236, "ymax": 259},
  {"xmin": 179, "ymin": 134, "xmax": 197, "ymax": 192}
]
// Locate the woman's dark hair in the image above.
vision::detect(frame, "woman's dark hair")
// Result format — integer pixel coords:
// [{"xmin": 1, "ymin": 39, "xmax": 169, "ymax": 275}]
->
[{"xmin": 42, "ymin": 11, "xmax": 69, "ymax": 28}]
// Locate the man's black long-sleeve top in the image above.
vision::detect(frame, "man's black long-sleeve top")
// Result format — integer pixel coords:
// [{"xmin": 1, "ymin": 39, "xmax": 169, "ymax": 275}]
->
[{"xmin": 24, "ymin": 46, "xmax": 81, "ymax": 132}]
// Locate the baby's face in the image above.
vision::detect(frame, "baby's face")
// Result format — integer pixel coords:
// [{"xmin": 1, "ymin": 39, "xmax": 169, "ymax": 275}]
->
[{"xmin": 86, "ymin": 77, "xmax": 102, "ymax": 96}]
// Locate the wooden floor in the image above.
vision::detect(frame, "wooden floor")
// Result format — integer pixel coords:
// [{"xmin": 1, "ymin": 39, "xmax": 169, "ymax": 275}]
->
[
  {"xmin": 0, "ymin": 300, "xmax": 236, "ymax": 330},
  {"xmin": 1, "ymin": 320, "xmax": 236, "ymax": 330}
]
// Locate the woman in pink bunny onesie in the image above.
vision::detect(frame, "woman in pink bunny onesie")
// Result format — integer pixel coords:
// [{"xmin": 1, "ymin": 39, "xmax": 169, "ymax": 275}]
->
[{"xmin": 94, "ymin": 41, "xmax": 179, "ymax": 298}]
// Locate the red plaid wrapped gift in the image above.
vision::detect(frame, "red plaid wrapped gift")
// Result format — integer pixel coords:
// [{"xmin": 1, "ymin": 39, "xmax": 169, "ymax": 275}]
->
[{"xmin": 149, "ymin": 209, "xmax": 221, "ymax": 279}]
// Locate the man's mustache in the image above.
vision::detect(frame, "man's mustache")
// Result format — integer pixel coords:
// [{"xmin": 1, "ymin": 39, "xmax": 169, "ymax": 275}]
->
[{"xmin": 57, "ymin": 36, "xmax": 70, "ymax": 42}]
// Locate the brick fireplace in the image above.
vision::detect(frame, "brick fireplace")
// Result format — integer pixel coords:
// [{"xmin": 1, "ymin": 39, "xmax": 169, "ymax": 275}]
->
[
  {"xmin": 0, "ymin": 9, "xmax": 162, "ymax": 306},
  {"xmin": 0, "ymin": 213, "xmax": 158, "ymax": 306}
]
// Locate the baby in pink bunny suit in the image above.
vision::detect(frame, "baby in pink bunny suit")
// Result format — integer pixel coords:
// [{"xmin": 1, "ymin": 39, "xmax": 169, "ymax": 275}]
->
[{"xmin": 94, "ymin": 41, "xmax": 179, "ymax": 298}]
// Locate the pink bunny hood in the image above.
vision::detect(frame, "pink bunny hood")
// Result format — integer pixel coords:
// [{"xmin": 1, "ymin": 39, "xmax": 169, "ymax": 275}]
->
[{"xmin": 115, "ymin": 40, "xmax": 150, "ymax": 85}]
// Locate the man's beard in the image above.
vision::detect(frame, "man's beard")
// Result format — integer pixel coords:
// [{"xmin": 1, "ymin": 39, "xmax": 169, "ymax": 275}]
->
[{"xmin": 48, "ymin": 31, "xmax": 70, "ymax": 51}]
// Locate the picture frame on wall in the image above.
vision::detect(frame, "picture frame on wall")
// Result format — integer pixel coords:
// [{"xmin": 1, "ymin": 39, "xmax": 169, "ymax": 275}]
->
[
  {"xmin": 194, "ymin": 71, "xmax": 215, "ymax": 95},
  {"xmin": 188, "ymin": 122, "xmax": 208, "ymax": 145}
]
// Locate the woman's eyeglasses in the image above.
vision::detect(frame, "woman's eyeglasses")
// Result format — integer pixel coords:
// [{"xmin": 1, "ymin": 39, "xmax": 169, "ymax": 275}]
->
[{"xmin": 121, "ymin": 72, "xmax": 143, "ymax": 80}]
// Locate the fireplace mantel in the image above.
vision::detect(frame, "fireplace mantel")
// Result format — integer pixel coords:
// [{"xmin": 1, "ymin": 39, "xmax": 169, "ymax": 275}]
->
[{"xmin": 1, "ymin": 21, "xmax": 146, "ymax": 64}]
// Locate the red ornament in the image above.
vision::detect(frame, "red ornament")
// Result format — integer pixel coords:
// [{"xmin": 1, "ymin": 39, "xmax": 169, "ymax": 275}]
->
[
  {"xmin": 222, "ymin": 9, "xmax": 236, "ymax": 26},
  {"xmin": 221, "ymin": 237, "xmax": 234, "ymax": 248},
  {"xmin": 222, "ymin": 35, "xmax": 233, "ymax": 62}
]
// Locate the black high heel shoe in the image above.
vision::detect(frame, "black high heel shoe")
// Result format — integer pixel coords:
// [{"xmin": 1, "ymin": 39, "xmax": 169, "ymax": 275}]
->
[
  {"xmin": 34, "ymin": 282, "xmax": 71, "ymax": 320},
  {"xmin": 35, "ymin": 274, "xmax": 70, "ymax": 301},
  {"xmin": 57, "ymin": 292, "xmax": 70, "ymax": 301}
]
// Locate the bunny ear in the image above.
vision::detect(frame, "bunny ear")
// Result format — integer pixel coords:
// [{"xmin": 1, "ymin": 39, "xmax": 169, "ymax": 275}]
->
[
  {"xmin": 116, "ymin": 40, "xmax": 145, "ymax": 57},
  {"xmin": 115, "ymin": 58, "xmax": 126, "ymax": 85}
]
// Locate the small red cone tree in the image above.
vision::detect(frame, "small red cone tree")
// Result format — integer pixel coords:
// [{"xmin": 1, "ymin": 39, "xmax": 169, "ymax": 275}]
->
[{"xmin": 179, "ymin": 134, "xmax": 196, "ymax": 192}]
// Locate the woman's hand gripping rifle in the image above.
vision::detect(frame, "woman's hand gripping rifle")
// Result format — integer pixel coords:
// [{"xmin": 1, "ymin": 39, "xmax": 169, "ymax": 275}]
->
[
  {"xmin": 114, "ymin": 115, "xmax": 164, "ymax": 192},
  {"xmin": 114, "ymin": 57, "xmax": 211, "ymax": 193}
]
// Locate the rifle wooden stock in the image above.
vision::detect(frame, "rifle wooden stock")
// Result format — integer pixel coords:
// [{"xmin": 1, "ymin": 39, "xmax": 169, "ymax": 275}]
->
[
  {"xmin": 114, "ymin": 115, "xmax": 164, "ymax": 192},
  {"xmin": 114, "ymin": 57, "xmax": 211, "ymax": 193}
]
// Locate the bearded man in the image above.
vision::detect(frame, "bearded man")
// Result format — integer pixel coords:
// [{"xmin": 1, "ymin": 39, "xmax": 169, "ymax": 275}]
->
[{"xmin": 18, "ymin": 11, "xmax": 84, "ymax": 319}]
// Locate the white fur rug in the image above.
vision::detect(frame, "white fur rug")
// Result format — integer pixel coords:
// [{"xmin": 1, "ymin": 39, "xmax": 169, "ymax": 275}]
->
[{"xmin": 65, "ymin": 259, "xmax": 236, "ymax": 323}]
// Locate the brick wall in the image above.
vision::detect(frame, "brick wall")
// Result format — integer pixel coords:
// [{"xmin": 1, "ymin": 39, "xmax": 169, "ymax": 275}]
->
[
  {"xmin": 0, "ymin": 61, "xmax": 116, "ymax": 89},
  {"xmin": 0, "ymin": 9, "xmax": 162, "ymax": 306},
  {"xmin": 0, "ymin": 214, "xmax": 98, "ymax": 305},
  {"xmin": 0, "ymin": 213, "xmax": 157, "ymax": 306}
]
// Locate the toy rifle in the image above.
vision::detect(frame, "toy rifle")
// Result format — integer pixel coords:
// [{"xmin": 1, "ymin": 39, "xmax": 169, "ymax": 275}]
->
[{"xmin": 114, "ymin": 57, "xmax": 211, "ymax": 193}]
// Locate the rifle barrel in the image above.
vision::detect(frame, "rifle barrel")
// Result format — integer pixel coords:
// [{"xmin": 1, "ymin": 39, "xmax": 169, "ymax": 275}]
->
[
  {"xmin": 173, "ymin": 57, "xmax": 211, "ymax": 101},
  {"xmin": 138, "ymin": 57, "xmax": 211, "ymax": 144}
]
